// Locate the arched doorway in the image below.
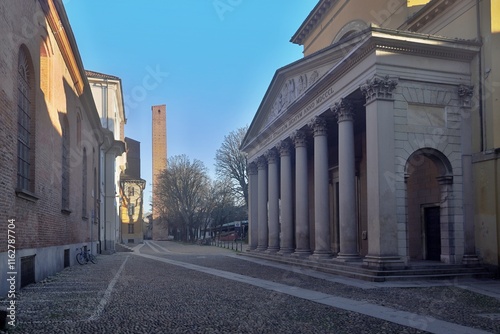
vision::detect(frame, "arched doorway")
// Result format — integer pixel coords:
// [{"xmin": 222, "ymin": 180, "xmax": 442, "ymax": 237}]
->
[{"xmin": 405, "ymin": 148, "xmax": 453, "ymax": 262}]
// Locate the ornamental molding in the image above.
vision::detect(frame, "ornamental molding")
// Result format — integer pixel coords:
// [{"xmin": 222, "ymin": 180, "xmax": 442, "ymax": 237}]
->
[
  {"xmin": 257, "ymin": 155, "xmax": 267, "ymax": 169},
  {"xmin": 331, "ymin": 98, "xmax": 354, "ymax": 123},
  {"xmin": 278, "ymin": 139, "xmax": 292, "ymax": 157},
  {"xmin": 247, "ymin": 162, "xmax": 258, "ymax": 175},
  {"xmin": 265, "ymin": 148, "xmax": 279, "ymax": 164},
  {"xmin": 458, "ymin": 84, "xmax": 474, "ymax": 107},
  {"xmin": 291, "ymin": 0, "xmax": 333, "ymax": 45},
  {"xmin": 266, "ymin": 69, "xmax": 324, "ymax": 127},
  {"xmin": 292, "ymin": 130, "xmax": 308, "ymax": 148},
  {"xmin": 309, "ymin": 116, "xmax": 327, "ymax": 137},
  {"xmin": 405, "ymin": 0, "xmax": 460, "ymax": 32},
  {"xmin": 360, "ymin": 75, "xmax": 398, "ymax": 103}
]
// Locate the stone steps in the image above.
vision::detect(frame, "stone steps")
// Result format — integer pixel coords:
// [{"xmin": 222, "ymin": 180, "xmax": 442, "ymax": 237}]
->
[{"xmin": 242, "ymin": 251, "xmax": 493, "ymax": 282}]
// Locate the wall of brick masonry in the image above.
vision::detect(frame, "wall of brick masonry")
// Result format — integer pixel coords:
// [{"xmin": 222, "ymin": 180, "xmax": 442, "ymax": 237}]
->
[{"xmin": 0, "ymin": 0, "xmax": 103, "ymax": 296}]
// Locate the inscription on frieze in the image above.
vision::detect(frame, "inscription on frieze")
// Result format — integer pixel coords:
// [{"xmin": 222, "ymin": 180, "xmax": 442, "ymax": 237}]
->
[{"xmin": 259, "ymin": 84, "xmax": 335, "ymax": 149}]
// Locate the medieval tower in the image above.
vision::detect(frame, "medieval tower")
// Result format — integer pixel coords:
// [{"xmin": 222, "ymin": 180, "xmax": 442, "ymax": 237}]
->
[{"xmin": 152, "ymin": 104, "xmax": 168, "ymax": 240}]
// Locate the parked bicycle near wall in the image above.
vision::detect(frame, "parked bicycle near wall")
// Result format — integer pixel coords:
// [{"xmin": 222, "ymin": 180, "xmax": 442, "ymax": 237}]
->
[{"xmin": 76, "ymin": 247, "xmax": 97, "ymax": 265}]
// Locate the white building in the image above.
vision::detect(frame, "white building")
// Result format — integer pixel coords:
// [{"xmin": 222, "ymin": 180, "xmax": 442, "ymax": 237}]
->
[{"xmin": 86, "ymin": 70, "xmax": 126, "ymax": 253}]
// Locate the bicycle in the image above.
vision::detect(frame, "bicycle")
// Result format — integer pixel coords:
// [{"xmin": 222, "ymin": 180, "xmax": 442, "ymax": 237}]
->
[{"xmin": 76, "ymin": 247, "xmax": 97, "ymax": 265}]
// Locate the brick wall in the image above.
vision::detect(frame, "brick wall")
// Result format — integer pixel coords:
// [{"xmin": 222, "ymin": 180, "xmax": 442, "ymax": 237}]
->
[{"xmin": 0, "ymin": 0, "xmax": 101, "ymax": 253}]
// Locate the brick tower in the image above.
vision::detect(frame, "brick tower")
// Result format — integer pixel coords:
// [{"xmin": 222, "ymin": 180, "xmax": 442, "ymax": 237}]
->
[{"xmin": 152, "ymin": 104, "xmax": 168, "ymax": 240}]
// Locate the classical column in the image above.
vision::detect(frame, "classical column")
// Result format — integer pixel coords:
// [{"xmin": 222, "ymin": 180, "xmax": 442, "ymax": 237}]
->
[
  {"xmin": 360, "ymin": 75, "xmax": 404, "ymax": 268},
  {"xmin": 293, "ymin": 130, "xmax": 311, "ymax": 255},
  {"xmin": 247, "ymin": 162, "xmax": 258, "ymax": 251},
  {"xmin": 278, "ymin": 139, "xmax": 294, "ymax": 254},
  {"xmin": 332, "ymin": 99, "xmax": 359, "ymax": 260},
  {"xmin": 257, "ymin": 155, "xmax": 268, "ymax": 251},
  {"xmin": 266, "ymin": 148, "xmax": 280, "ymax": 252},
  {"xmin": 310, "ymin": 116, "xmax": 331, "ymax": 258},
  {"xmin": 458, "ymin": 85, "xmax": 479, "ymax": 265}
]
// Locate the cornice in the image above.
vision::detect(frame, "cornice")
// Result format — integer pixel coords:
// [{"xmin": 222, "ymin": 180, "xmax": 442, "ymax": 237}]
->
[
  {"xmin": 241, "ymin": 27, "xmax": 480, "ymax": 154},
  {"xmin": 290, "ymin": 0, "xmax": 334, "ymax": 45},
  {"xmin": 402, "ymin": 0, "xmax": 460, "ymax": 32},
  {"xmin": 39, "ymin": 0, "xmax": 84, "ymax": 95}
]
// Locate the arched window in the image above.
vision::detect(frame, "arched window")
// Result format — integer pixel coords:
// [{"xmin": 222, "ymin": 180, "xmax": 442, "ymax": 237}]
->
[
  {"xmin": 17, "ymin": 47, "xmax": 34, "ymax": 192},
  {"xmin": 82, "ymin": 147, "xmax": 87, "ymax": 218},
  {"xmin": 332, "ymin": 20, "xmax": 369, "ymax": 45},
  {"xmin": 61, "ymin": 116, "xmax": 70, "ymax": 211}
]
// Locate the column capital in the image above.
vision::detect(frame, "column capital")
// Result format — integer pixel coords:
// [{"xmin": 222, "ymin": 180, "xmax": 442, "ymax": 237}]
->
[
  {"xmin": 247, "ymin": 161, "xmax": 258, "ymax": 175},
  {"xmin": 360, "ymin": 75, "xmax": 398, "ymax": 103},
  {"xmin": 257, "ymin": 155, "xmax": 267, "ymax": 169},
  {"xmin": 309, "ymin": 116, "xmax": 328, "ymax": 137},
  {"xmin": 458, "ymin": 84, "xmax": 474, "ymax": 107},
  {"xmin": 292, "ymin": 129, "xmax": 308, "ymax": 148},
  {"xmin": 278, "ymin": 139, "xmax": 292, "ymax": 156},
  {"xmin": 265, "ymin": 148, "xmax": 279, "ymax": 164},
  {"xmin": 331, "ymin": 98, "xmax": 354, "ymax": 123}
]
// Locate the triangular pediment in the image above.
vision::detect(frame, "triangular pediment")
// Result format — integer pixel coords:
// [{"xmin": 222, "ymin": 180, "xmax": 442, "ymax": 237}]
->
[{"xmin": 242, "ymin": 39, "xmax": 357, "ymax": 150}]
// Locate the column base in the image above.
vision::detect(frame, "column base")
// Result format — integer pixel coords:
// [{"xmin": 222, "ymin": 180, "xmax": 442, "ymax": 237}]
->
[
  {"xmin": 336, "ymin": 253, "xmax": 361, "ymax": 262},
  {"xmin": 310, "ymin": 250, "xmax": 332, "ymax": 260},
  {"xmin": 256, "ymin": 245, "xmax": 268, "ymax": 252},
  {"xmin": 462, "ymin": 254, "xmax": 481, "ymax": 267},
  {"xmin": 265, "ymin": 247, "xmax": 280, "ymax": 254},
  {"xmin": 292, "ymin": 249, "xmax": 311, "ymax": 257},
  {"xmin": 363, "ymin": 255, "xmax": 406, "ymax": 270},
  {"xmin": 278, "ymin": 248, "xmax": 294, "ymax": 255}
]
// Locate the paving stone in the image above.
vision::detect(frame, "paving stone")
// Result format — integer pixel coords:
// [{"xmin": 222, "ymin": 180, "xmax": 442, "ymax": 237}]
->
[{"xmin": 1, "ymin": 242, "xmax": 499, "ymax": 334}]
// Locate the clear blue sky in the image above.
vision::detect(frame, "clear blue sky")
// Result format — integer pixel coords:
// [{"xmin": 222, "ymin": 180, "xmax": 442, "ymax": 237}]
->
[{"xmin": 64, "ymin": 0, "xmax": 318, "ymax": 210}]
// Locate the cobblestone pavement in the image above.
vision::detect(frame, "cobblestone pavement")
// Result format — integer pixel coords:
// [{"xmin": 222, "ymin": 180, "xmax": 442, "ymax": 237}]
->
[{"xmin": 1, "ymin": 241, "xmax": 499, "ymax": 334}]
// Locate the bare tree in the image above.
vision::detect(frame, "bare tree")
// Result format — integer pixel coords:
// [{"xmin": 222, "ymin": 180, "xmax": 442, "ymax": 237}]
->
[
  {"xmin": 154, "ymin": 155, "xmax": 210, "ymax": 242},
  {"xmin": 215, "ymin": 126, "xmax": 248, "ymax": 207}
]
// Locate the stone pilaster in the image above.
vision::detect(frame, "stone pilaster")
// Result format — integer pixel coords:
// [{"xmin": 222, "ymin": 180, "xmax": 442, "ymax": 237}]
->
[
  {"xmin": 458, "ymin": 85, "xmax": 479, "ymax": 265},
  {"xmin": 361, "ymin": 75, "xmax": 404, "ymax": 269}
]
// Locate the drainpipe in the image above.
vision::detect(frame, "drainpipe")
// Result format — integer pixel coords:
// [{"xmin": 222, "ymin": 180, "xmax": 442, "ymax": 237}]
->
[{"xmin": 476, "ymin": 0, "xmax": 485, "ymax": 151}]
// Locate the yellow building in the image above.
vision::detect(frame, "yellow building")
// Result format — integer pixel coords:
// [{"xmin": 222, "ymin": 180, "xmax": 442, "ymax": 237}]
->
[
  {"xmin": 119, "ymin": 137, "xmax": 146, "ymax": 244},
  {"xmin": 242, "ymin": 0, "xmax": 499, "ymax": 275}
]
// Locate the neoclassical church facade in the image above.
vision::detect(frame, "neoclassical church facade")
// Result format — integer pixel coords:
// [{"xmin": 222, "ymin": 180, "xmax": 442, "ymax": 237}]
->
[{"xmin": 241, "ymin": 0, "xmax": 499, "ymax": 272}]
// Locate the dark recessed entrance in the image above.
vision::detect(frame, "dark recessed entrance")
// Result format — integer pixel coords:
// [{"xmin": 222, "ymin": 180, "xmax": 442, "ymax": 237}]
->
[{"xmin": 424, "ymin": 206, "xmax": 441, "ymax": 261}]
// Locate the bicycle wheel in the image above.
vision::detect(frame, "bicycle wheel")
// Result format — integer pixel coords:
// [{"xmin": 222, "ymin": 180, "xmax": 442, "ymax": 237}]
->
[
  {"xmin": 88, "ymin": 253, "xmax": 97, "ymax": 264},
  {"xmin": 76, "ymin": 252, "xmax": 85, "ymax": 265}
]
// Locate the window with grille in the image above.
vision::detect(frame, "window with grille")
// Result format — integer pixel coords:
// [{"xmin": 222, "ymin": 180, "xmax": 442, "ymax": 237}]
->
[
  {"xmin": 17, "ymin": 48, "xmax": 31, "ymax": 191},
  {"xmin": 82, "ymin": 148, "xmax": 87, "ymax": 217},
  {"xmin": 128, "ymin": 185, "xmax": 135, "ymax": 197},
  {"xmin": 128, "ymin": 224, "xmax": 134, "ymax": 234},
  {"xmin": 62, "ymin": 117, "xmax": 70, "ymax": 210},
  {"xmin": 128, "ymin": 203, "xmax": 135, "ymax": 216}
]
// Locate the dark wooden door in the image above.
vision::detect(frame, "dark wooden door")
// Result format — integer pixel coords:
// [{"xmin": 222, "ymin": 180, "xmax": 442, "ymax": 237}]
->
[{"xmin": 425, "ymin": 206, "xmax": 441, "ymax": 261}]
